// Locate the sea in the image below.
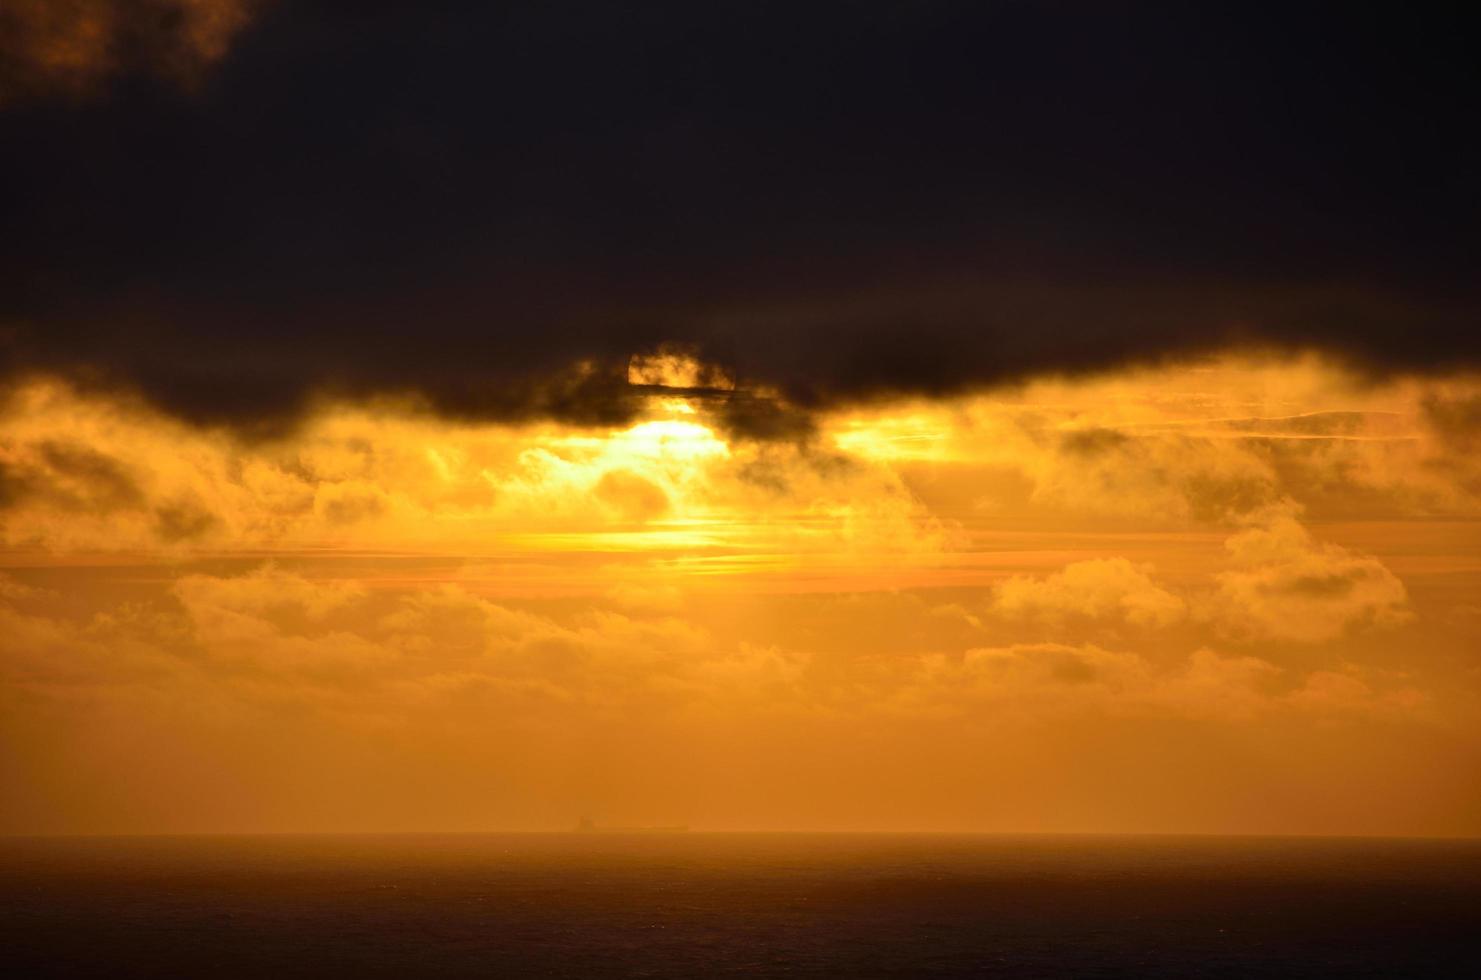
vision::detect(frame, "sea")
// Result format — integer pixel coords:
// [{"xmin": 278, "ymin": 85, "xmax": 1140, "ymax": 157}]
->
[{"xmin": 2, "ymin": 833, "xmax": 1477, "ymax": 977}]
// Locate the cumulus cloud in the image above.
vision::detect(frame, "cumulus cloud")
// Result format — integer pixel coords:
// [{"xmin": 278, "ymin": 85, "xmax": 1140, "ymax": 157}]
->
[
  {"xmin": 0, "ymin": 558, "xmax": 1454, "ymax": 834},
  {"xmin": 990, "ymin": 558, "xmax": 1186, "ymax": 629},
  {"xmin": 1213, "ymin": 509, "xmax": 1411, "ymax": 643},
  {"xmin": 0, "ymin": 572, "xmax": 47, "ymax": 601},
  {"xmin": 174, "ymin": 564, "xmax": 366, "ymax": 623},
  {"xmin": 0, "ymin": 440, "xmax": 144, "ymax": 512},
  {"xmin": 857, "ymin": 641, "xmax": 1432, "ymax": 731},
  {"xmin": 3, "ymin": 359, "xmax": 1479, "ymax": 575},
  {"xmin": 976, "ymin": 508, "xmax": 1414, "ymax": 647},
  {"xmin": 841, "ymin": 358, "xmax": 1481, "ymax": 526},
  {"xmin": 1423, "ymin": 392, "xmax": 1481, "ymax": 453},
  {"xmin": 75, "ymin": 567, "xmax": 805, "ymax": 719},
  {"xmin": 0, "ymin": 564, "xmax": 1428, "ymax": 729},
  {"xmin": 0, "ymin": 377, "xmax": 946, "ymax": 562}
]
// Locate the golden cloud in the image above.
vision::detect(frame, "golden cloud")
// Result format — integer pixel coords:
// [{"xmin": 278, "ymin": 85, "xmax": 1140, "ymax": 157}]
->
[
  {"xmin": 990, "ymin": 558, "xmax": 1186, "ymax": 629},
  {"xmin": 1, "ymin": 353, "xmax": 1478, "ymax": 833},
  {"xmin": 1213, "ymin": 508, "xmax": 1411, "ymax": 643}
]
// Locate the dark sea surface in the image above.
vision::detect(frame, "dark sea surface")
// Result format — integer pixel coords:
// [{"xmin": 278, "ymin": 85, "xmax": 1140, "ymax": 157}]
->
[{"xmin": 2, "ymin": 833, "xmax": 1478, "ymax": 978}]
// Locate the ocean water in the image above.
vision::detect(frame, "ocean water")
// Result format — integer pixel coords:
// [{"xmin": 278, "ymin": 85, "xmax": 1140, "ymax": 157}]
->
[{"xmin": 2, "ymin": 834, "xmax": 1477, "ymax": 978}]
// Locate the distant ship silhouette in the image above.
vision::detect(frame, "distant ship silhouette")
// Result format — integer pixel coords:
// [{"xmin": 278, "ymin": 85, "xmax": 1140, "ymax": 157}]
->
[{"xmin": 575, "ymin": 816, "xmax": 688, "ymax": 833}]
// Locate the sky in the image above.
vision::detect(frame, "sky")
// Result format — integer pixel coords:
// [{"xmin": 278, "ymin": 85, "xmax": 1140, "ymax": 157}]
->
[{"xmin": 1, "ymin": 2, "xmax": 1479, "ymax": 835}]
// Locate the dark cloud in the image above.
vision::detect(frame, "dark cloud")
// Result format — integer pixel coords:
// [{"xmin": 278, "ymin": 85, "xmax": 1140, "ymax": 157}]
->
[
  {"xmin": 154, "ymin": 499, "xmax": 219, "ymax": 541},
  {"xmin": 1423, "ymin": 394, "xmax": 1481, "ymax": 453},
  {"xmin": 708, "ymin": 393, "xmax": 818, "ymax": 444},
  {"xmin": 0, "ymin": 442, "xmax": 144, "ymax": 512},
  {"xmin": 1, "ymin": 1, "xmax": 1477, "ymax": 433},
  {"xmin": 0, "ymin": 0, "xmax": 259, "ymax": 102},
  {"xmin": 1059, "ymin": 428, "xmax": 1132, "ymax": 457},
  {"xmin": 1276, "ymin": 573, "xmax": 1361, "ymax": 600}
]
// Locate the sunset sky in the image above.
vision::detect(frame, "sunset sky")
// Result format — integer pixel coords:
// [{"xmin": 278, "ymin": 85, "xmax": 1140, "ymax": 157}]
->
[{"xmin": 2, "ymin": 2, "xmax": 1478, "ymax": 836}]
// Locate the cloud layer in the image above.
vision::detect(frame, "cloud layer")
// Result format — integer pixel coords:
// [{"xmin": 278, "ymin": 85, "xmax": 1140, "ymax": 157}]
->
[
  {"xmin": 0, "ymin": 559, "xmax": 1450, "ymax": 835},
  {"xmin": 3, "ymin": 353, "xmax": 1480, "ymax": 834}
]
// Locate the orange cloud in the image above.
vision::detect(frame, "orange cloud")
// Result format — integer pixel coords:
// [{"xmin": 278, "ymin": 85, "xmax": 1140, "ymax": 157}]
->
[
  {"xmin": 991, "ymin": 558, "xmax": 1186, "ymax": 628},
  {"xmin": 1, "ymin": 353, "xmax": 1479, "ymax": 835},
  {"xmin": 1213, "ymin": 508, "xmax": 1411, "ymax": 643}
]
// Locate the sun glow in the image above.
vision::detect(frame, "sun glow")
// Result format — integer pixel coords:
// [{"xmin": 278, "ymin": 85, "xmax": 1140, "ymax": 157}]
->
[{"xmin": 3, "ymin": 353, "xmax": 1481, "ymax": 835}]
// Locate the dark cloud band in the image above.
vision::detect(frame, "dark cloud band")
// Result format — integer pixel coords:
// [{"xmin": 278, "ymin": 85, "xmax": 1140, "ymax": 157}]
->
[{"xmin": 2, "ymin": 1, "xmax": 1477, "ymax": 432}]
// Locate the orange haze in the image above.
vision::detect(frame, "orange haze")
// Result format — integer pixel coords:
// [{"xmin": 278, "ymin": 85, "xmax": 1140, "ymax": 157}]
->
[{"xmin": 2, "ymin": 351, "xmax": 1480, "ymax": 835}]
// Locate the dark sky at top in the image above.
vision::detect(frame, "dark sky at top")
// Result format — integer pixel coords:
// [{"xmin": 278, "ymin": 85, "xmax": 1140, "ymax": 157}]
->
[{"xmin": 2, "ymin": 1, "xmax": 1477, "ymax": 431}]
